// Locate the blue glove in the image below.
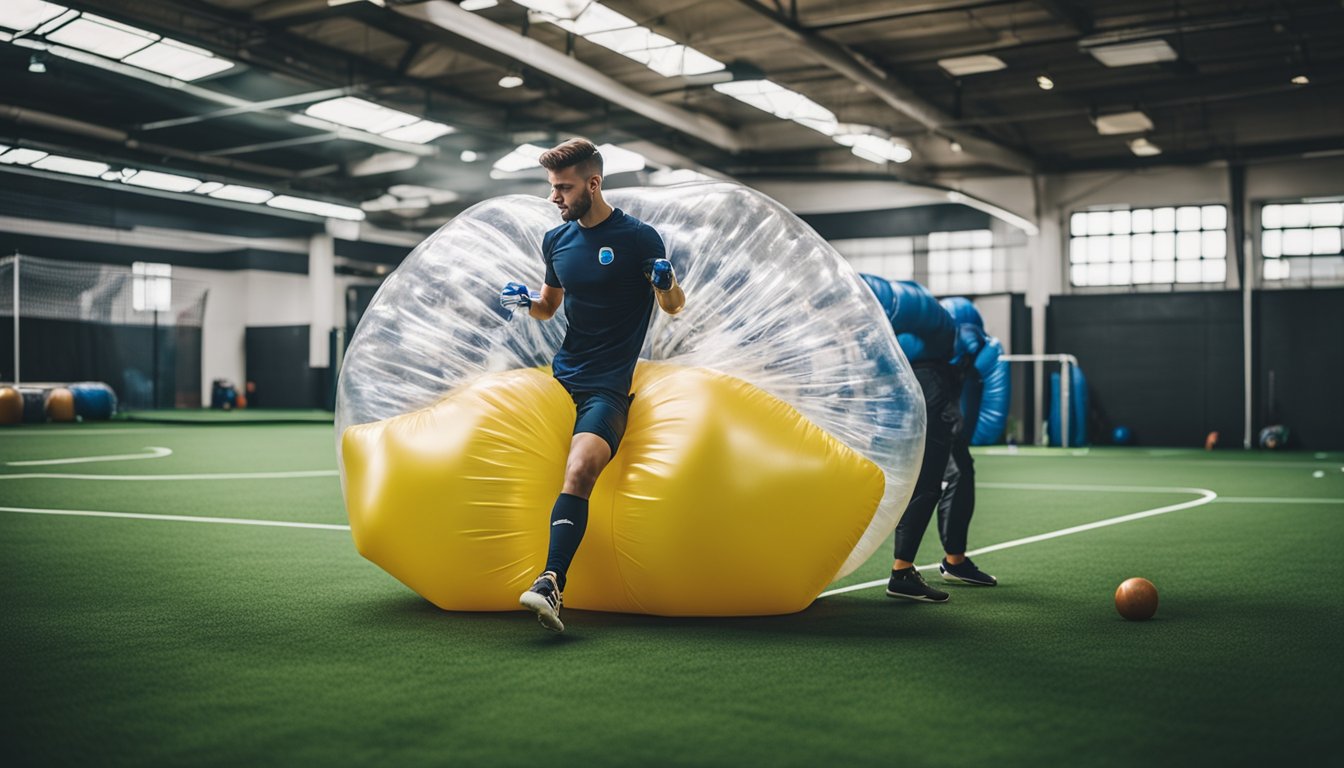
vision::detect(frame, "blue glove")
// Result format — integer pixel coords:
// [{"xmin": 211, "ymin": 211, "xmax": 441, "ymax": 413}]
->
[
  {"xmin": 499, "ymin": 281, "xmax": 539, "ymax": 316},
  {"xmin": 650, "ymin": 259, "xmax": 674, "ymax": 291}
]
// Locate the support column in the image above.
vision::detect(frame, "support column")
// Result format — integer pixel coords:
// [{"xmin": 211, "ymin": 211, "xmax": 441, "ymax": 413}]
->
[
  {"xmin": 309, "ymin": 232, "xmax": 335, "ymax": 370},
  {"xmin": 1027, "ymin": 174, "xmax": 1062, "ymax": 445}
]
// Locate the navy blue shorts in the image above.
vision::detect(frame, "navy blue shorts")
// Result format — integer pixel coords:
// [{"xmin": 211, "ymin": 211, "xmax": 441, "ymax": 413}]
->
[{"xmin": 570, "ymin": 389, "xmax": 632, "ymax": 456}]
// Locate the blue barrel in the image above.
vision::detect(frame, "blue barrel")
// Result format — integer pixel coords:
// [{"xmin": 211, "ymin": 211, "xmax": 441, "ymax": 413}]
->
[{"xmin": 70, "ymin": 382, "xmax": 118, "ymax": 420}]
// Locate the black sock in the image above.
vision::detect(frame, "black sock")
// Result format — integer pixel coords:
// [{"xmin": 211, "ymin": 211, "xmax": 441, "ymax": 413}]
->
[{"xmin": 544, "ymin": 493, "xmax": 589, "ymax": 591}]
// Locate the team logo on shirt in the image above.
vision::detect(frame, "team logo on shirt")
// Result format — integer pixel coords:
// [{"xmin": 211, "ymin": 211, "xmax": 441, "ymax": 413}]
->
[{"xmin": 598, "ymin": 246, "xmax": 614, "ymax": 265}]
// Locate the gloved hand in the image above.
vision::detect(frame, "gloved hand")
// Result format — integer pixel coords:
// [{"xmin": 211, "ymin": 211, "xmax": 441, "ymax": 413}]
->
[
  {"xmin": 649, "ymin": 259, "xmax": 674, "ymax": 291},
  {"xmin": 499, "ymin": 281, "xmax": 539, "ymax": 316}
]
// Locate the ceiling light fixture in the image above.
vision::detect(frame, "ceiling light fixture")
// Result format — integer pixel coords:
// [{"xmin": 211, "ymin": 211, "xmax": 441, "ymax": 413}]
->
[
  {"xmin": 833, "ymin": 127, "xmax": 913, "ymax": 165},
  {"xmin": 459, "ymin": 0, "xmax": 499, "ymax": 10},
  {"xmin": 1291, "ymin": 74, "xmax": 1309, "ymax": 85},
  {"xmin": 497, "ymin": 74, "xmax": 524, "ymax": 88},
  {"xmin": 460, "ymin": 150, "xmax": 479, "ymax": 162},
  {"xmin": 28, "ymin": 53, "xmax": 46, "ymax": 73},
  {"xmin": 1083, "ymin": 39, "xmax": 1178, "ymax": 68},
  {"xmin": 1094, "ymin": 110, "xmax": 1154, "ymax": 135},
  {"xmin": 1128, "ymin": 137, "xmax": 1162, "ymax": 157},
  {"xmin": 949, "ymin": 140, "xmax": 963, "ymax": 153},
  {"xmin": 936, "ymin": 55, "xmax": 1006, "ymax": 77},
  {"xmin": 1036, "ymin": 73, "xmax": 1054, "ymax": 90}
]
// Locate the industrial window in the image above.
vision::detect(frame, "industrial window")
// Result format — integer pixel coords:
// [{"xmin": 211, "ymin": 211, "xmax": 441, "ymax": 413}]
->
[
  {"xmin": 132, "ymin": 262, "xmax": 172, "ymax": 312},
  {"xmin": 1069, "ymin": 205, "xmax": 1228, "ymax": 287},
  {"xmin": 1260, "ymin": 201, "xmax": 1344, "ymax": 283},
  {"xmin": 831, "ymin": 237, "xmax": 916, "ymax": 280},
  {"xmin": 927, "ymin": 229, "xmax": 993, "ymax": 295}
]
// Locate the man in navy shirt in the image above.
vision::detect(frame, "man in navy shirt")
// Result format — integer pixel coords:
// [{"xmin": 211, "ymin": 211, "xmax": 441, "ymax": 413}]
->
[{"xmin": 499, "ymin": 138, "xmax": 685, "ymax": 632}]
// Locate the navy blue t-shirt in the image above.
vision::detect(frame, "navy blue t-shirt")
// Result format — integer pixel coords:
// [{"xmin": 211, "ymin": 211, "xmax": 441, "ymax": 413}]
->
[{"xmin": 542, "ymin": 208, "xmax": 665, "ymax": 396}]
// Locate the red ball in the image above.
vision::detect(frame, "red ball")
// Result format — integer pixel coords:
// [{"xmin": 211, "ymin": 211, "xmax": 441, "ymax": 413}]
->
[{"xmin": 1115, "ymin": 577, "xmax": 1159, "ymax": 621}]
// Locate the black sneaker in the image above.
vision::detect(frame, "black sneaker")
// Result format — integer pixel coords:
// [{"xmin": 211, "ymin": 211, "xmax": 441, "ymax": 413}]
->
[
  {"xmin": 886, "ymin": 567, "xmax": 950, "ymax": 603},
  {"xmin": 939, "ymin": 557, "xmax": 998, "ymax": 586},
  {"xmin": 519, "ymin": 573, "xmax": 564, "ymax": 632}
]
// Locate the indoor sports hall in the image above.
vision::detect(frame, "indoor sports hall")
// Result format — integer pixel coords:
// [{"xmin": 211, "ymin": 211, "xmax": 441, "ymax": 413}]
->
[{"xmin": 2, "ymin": 2, "xmax": 1341, "ymax": 766}]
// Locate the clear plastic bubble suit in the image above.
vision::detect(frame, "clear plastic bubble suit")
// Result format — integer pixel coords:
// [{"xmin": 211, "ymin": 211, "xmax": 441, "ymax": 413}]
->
[{"xmin": 336, "ymin": 182, "xmax": 925, "ymax": 580}]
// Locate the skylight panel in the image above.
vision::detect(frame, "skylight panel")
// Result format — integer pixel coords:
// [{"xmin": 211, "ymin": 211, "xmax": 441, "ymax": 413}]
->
[
  {"xmin": 0, "ymin": 148, "xmax": 49, "ymax": 165},
  {"xmin": 0, "ymin": 0, "xmax": 68, "ymax": 32},
  {"xmin": 123, "ymin": 169, "xmax": 201, "ymax": 192},
  {"xmin": 31, "ymin": 154, "xmax": 109, "ymax": 177},
  {"xmin": 516, "ymin": 0, "xmax": 723, "ymax": 79},
  {"xmin": 46, "ymin": 14, "xmax": 155, "ymax": 59},
  {"xmin": 121, "ymin": 38, "xmax": 233, "ymax": 81},
  {"xmin": 835, "ymin": 133, "xmax": 912, "ymax": 164},
  {"xmin": 586, "ymin": 26, "xmax": 674, "ymax": 55},
  {"xmin": 714, "ymin": 80, "xmax": 837, "ymax": 135},
  {"xmin": 673, "ymin": 47, "xmax": 725, "ymax": 77},
  {"xmin": 381, "ymin": 120, "xmax": 455, "ymax": 144},
  {"xmin": 596, "ymin": 143, "xmax": 644, "ymax": 175},
  {"xmin": 267, "ymin": 195, "xmax": 365, "ymax": 221},
  {"xmin": 492, "ymin": 143, "xmax": 547, "ymax": 173},
  {"xmin": 304, "ymin": 97, "xmax": 419, "ymax": 135},
  {"xmin": 564, "ymin": 4, "xmax": 635, "ymax": 35},
  {"xmin": 207, "ymin": 184, "xmax": 274, "ymax": 204},
  {"xmin": 513, "ymin": 0, "xmax": 588, "ymax": 18}
]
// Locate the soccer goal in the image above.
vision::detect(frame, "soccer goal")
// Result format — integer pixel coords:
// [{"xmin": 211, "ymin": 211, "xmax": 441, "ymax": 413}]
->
[{"xmin": 0, "ymin": 253, "xmax": 209, "ymax": 409}]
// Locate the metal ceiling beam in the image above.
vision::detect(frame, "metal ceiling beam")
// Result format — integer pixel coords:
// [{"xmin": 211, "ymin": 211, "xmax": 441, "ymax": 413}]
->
[
  {"xmin": 23, "ymin": 39, "xmax": 438, "ymax": 156},
  {"xmin": 730, "ymin": 0, "xmax": 1033, "ymax": 174},
  {"xmin": 806, "ymin": 0, "xmax": 1022, "ymax": 32},
  {"xmin": 0, "ymin": 103, "xmax": 301, "ymax": 179},
  {"xmin": 138, "ymin": 88, "xmax": 353, "ymax": 132},
  {"xmin": 389, "ymin": 0, "xmax": 746, "ymax": 153},
  {"xmin": 1033, "ymin": 1, "xmax": 1092, "ymax": 34}
]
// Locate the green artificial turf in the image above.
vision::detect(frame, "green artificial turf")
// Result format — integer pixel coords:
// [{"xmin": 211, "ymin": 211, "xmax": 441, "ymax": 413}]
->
[{"xmin": 2, "ymin": 423, "xmax": 1341, "ymax": 766}]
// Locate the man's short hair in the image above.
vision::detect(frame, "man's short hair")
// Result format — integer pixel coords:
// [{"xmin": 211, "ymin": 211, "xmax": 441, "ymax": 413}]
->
[{"xmin": 539, "ymin": 138, "xmax": 603, "ymax": 178}]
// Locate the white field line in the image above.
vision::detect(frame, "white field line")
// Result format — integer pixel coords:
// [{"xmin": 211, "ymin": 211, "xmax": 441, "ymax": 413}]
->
[
  {"xmin": 7, "ymin": 446, "xmax": 173, "ymax": 466},
  {"xmin": 0, "ymin": 505, "xmax": 349, "ymax": 531},
  {"xmin": 1215, "ymin": 497, "xmax": 1344, "ymax": 504},
  {"xmin": 0, "ymin": 470, "xmax": 338, "ymax": 481},
  {"xmin": 0, "ymin": 428, "xmax": 178, "ymax": 436},
  {"xmin": 978, "ymin": 448, "xmax": 1338, "ymax": 469},
  {"xmin": 820, "ymin": 484, "xmax": 1217, "ymax": 598}
]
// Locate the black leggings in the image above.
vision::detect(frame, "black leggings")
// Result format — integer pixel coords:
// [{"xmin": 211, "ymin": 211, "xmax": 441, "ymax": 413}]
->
[{"xmin": 892, "ymin": 364, "xmax": 973, "ymax": 563}]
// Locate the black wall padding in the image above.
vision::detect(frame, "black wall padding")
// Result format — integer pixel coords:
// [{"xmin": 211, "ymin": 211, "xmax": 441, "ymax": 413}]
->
[
  {"xmin": 1255, "ymin": 288, "xmax": 1344, "ymax": 450},
  {"xmin": 0, "ymin": 233, "xmax": 307, "ymax": 274},
  {"xmin": 1008, "ymin": 294, "xmax": 1035, "ymax": 443},
  {"xmin": 1047, "ymin": 292, "xmax": 1243, "ymax": 447},
  {"xmin": 0, "ymin": 317, "xmax": 197, "ymax": 409},
  {"xmin": 801, "ymin": 204, "xmax": 991, "ymax": 240},
  {"xmin": 334, "ymin": 238, "xmax": 410, "ymax": 266},
  {"xmin": 245, "ymin": 325, "xmax": 315, "ymax": 408}
]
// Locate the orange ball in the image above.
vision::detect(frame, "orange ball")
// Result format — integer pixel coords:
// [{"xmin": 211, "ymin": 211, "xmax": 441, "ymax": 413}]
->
[
  {"xmin": 45, "ymin": 387, "xmax": 76, "ymax": 422},
  {"xmin": 0, "ymin": 386, "xmax": 21, "ymax": 425},
  {"xmin": 1115, "ymin": 577, "xmax": 1159, "ymax": 621}
]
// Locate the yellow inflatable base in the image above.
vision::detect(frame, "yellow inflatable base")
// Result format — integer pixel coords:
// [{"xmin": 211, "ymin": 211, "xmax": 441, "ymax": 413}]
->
[{"xmin": 341, "ymin": 362, "xmax": 884, "ymax": 616}]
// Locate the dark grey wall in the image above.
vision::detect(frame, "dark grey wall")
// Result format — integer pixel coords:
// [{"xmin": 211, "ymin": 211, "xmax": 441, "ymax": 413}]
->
[
  {"xmin": 245, "ymin": 325, "xmax": 315, "ymax": 408},
  {"xmin": 1047, "ymin": 292, "xmax": 1244, "ymax": 447},
  {"xmin": 1256, "ymin": 288, "xmax": 1344, "ymax": 450}
]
